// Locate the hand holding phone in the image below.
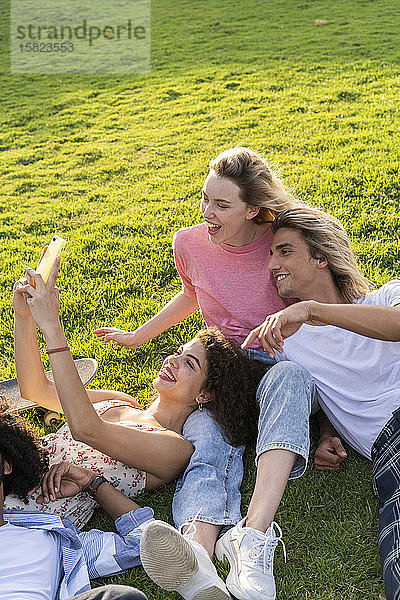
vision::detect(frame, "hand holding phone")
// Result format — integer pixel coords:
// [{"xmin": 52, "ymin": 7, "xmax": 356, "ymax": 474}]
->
[{"xmin": 36, "ymin": 235, "xmax": 67, "ymax": 284}]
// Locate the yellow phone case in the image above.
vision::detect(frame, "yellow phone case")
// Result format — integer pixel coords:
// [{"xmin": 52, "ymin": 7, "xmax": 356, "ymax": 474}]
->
[{"xmin": 36, "ymin": 235, "xmax": 67, "ymax": 283}]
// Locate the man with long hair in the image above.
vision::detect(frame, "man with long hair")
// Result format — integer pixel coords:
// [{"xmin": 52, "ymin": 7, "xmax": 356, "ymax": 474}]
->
[
  {"xmin": 0, "ymin": 401, "xmax": 150, "ymax": 599},
  {"xmin": 239, "ymin": 206, "xmax": 400, "ymax": 600}
]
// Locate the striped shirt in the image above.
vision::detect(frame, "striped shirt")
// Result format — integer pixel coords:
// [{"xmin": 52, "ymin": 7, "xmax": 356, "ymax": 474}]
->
[{"xmin": 4, "ymin": 507, "xmax": 154, "ymax": 599}]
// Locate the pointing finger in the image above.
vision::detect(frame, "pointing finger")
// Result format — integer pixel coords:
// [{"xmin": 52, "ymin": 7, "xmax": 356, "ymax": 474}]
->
[{"xmin": 241, "ymin": 328, "xmax": 260, "ymax": 350}]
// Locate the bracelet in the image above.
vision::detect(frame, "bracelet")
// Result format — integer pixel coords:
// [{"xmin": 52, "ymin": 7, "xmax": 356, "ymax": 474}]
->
[
  {"xmin": 46, "ymin": 345, "xmax": 70, "ymax": 355},
  {"xmin": 83, "ymin": 475, "xmax": 109, "ymax": 499}
]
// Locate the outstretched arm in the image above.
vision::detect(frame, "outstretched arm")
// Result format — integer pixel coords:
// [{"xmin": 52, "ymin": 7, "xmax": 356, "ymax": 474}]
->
[
  {"xmin": 242, "ymin": 300, "xmax": 400, "ymax": 356},
  {"xmin": 13, "ymin": 275, "xmax": 142, "ymax": 412},
  {"xmin": 94, "ymin": 291, "xmax": 198, "ymax": 348},
  {"xmin": 306, "ymin": 301, "xmax": 400, "ymax": 341},
  {"xmin": 14, "ymin": 302, "xmax": 55, "ymax": 408}
]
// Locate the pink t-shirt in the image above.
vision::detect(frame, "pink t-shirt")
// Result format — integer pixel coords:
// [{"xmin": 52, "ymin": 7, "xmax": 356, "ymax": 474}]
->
[{"xmin": 173, "ymin": 223, "xmax": 288, "ymax": 350}]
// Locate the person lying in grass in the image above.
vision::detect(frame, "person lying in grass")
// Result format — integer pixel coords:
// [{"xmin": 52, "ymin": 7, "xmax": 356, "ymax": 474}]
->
[
  {"xmin": 0, "ymin": 401, "xmax": 150, "ymax": 599},
  {"xmin": 5, "ymin": 260, "xmax": 261, "ymax": 528}
]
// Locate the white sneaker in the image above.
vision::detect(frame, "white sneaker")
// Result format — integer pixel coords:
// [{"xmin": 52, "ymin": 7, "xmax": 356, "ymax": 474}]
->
[
  {"xmin": 215, "ymin": 518, "xmax": 286, "ymax": 600},
  {"xmin": 140, "ymin": 520, "xmax": 231, "ymax": 600}
]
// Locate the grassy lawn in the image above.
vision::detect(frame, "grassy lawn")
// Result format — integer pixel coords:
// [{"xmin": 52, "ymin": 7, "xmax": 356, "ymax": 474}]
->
[{"xmin": 1, "ymin": 0, "xmax": 400, "ymax": 597}]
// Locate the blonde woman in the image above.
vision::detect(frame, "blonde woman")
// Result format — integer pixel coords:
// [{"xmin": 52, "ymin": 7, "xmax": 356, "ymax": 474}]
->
[{"xmin": 95, "ymin": 147, "xmax": 296, "ymax": 352}]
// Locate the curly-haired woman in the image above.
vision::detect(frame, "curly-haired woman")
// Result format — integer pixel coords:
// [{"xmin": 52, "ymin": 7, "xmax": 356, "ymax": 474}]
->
[{"xmin": 6, "ymin": 262, "xmax": 262, "ymax": 532}]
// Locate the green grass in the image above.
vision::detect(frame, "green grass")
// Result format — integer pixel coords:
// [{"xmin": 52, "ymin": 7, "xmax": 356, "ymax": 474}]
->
[{"xmin": 1, "ymin": 0, "xmax": 400, "ymax": 597}]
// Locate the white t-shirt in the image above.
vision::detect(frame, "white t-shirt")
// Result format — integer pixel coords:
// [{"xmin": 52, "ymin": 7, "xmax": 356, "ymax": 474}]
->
[
  {"xmin": 275, "ymin": 281, "xmax": 400, "ymax": 458},
  {"xmin": 0, "ymin": 522, "xmax": 61, "ymax": 600}
]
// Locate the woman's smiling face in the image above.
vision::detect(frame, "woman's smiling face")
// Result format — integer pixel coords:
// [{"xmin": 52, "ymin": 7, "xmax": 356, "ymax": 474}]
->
[
  {"xmin": 200, "ymin": 172, "xmax": 259, "ymax": 247},
  {"xmin": 153, "ymin": 339, "xmax": 207, "ymax": 404}
]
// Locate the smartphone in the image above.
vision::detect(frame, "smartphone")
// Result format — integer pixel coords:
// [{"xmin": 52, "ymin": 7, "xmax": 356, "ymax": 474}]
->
[{"xmin": 36, "ymin": 235, "xmax": 67, "ymax": 283}]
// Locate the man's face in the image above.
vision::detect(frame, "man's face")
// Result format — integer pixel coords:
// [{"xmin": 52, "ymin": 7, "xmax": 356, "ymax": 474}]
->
[{"xmin": 268, "ymin": 227, "xmax": 322, "ymax": 299}]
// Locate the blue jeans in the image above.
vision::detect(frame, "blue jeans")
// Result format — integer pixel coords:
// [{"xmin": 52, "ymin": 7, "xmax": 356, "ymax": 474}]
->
[
  {"xmin": 173, "ymin": 354, "xmax": 317, "ymax": 530},
  {"xmin": 255, "ymin": 360, "xmax": 318, "ymax": 478}
]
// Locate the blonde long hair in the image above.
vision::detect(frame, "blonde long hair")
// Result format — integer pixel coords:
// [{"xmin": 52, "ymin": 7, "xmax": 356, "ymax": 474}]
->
[
  {"xmin": 272, "ymin": 207, "xmax": 371, "ymax": 303},
  {"xmin": 209, "ymin": 147, "xmax": 297, "ymax": 224}
]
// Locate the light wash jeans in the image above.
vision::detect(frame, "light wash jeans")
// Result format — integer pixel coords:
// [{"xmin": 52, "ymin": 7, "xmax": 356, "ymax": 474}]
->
[{"xmin": 173, "ymin": 352, "xmax": 318, "ymax": 530}]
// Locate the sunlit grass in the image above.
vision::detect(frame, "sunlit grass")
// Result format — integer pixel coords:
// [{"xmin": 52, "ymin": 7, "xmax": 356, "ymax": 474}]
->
[{"xmin": 1, "ymin": 0, "xmax": 399, "ymax": 597}]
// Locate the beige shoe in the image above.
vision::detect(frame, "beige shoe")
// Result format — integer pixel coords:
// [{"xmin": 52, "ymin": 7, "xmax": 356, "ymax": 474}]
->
[{"xmin": 140, "ymin": 520, "xmax": 231, "ymax": 600}]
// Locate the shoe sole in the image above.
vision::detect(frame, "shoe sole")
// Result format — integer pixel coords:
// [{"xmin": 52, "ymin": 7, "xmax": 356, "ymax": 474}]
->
[
  {"xmin": 140, "ymin": 521, "xmax": 231, "ymax": 600},
  {"xmin": 140, "ymin": 521, "xmax": 197, "ymax": 590}
]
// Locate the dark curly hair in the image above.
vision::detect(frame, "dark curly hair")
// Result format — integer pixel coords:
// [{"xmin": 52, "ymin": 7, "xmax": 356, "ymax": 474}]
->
[
  {"xmin": 195, "ymin": 328, "xmax": 266, "ymax": 447},
  {"xmin": 0, "ymin": 399, "xmax": 49, "ymax": 500}
]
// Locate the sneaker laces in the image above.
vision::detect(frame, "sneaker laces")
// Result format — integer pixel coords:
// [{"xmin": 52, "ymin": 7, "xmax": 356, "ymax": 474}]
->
[
  {"xmin": 249, "ymin": 521, "xmax": 287, "ymax": 573},
  {"xmin": 180, "ymin": 506, "xmax": 203, "ymax": 539}
]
